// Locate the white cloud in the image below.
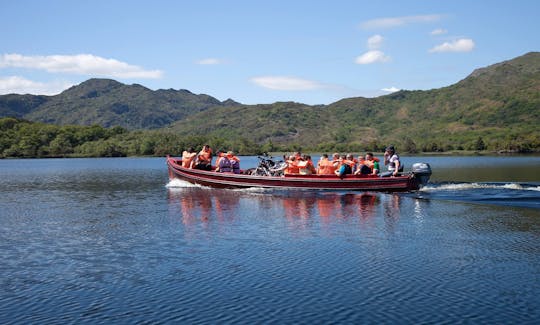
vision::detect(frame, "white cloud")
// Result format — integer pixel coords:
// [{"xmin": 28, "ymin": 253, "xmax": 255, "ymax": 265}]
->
[
  {"xmin": 196, "ymin": 58, "xmax": 224, "ymax": 65},
  {"xmin": 361, "ymin": 14, "xmax": 442, "ymax": 29},
  {"xmin": 429, "ymin": 38, "xmax": 475, "ymax": 53},
  {"xmin": 251, "ymin": 76, "xmax": 325, "ymax": 91},
  {"xmin": 355, "ymin": 50, "xmax": 391, "ymax": 64},
  {"xmin": 381, "ymin": 86, "xmax": 400, "ymax": 93},
  {"xmin": 0, "ymin": 76, "xmax": 74, "ymax": 95},
  {"xmin": 430, "ymin": 28, "xmax": 448, "ymax": 35},
  {"xmin": 0, "ymin": 53, "xmax": 163, "ymax": 79},
  {"xmin": 367, "ymin": 34, "xmax": 384, "ymax": 50}
]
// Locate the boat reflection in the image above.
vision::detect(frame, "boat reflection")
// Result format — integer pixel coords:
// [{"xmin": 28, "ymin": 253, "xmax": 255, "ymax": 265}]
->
[
  {"xmin": 293, "ymin": 192, "xmax": 385, "ymax": 221},
  {"xmin": 167, "ymin": 188, "xmax": 403, "ymax": 230},
  {"xmin": 168, "ymin": 187, "xmax": 241, "ymax": 225}
]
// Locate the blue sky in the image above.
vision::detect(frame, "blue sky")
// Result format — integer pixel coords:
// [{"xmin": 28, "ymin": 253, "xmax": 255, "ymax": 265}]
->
[{"xmin": 1, "ymin": 0, "xmax": 538, "ymax": 105}]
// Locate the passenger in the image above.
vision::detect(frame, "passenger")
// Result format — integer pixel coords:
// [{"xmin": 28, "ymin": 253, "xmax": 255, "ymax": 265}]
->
[
  {"xmin": 181, "ymin": 147, "xmax": 197, "ymax": 168},
  {"xmin": 194, "ymin": 144, "xmax": 213, "ymax": 171},
  {"xmin": 346, "ymin": 154, "xmax": 356, "ymax": 174},
  {"xmin": 353, "ymin": 155, "xmax": 364, "ymax": 174},
  {"xmin": 355, "ymin": 152, "xmax": 379, "ymax": 175},
  {"xmin": 285, "ymin": 154, "xmax": 300, "ymax": 175},
  {"xmin": 227, "ymin": 151, "xmax": 241, "ymax": 174},
  {"xmin": 298, "ymin": 155, "xmax": 316, "ymax": 175},
  {"xmin": 215, "ymin": 151, "xmax": 232, "ymax": 172},
  {"xmin": 283, "ymin": 155, "xmax": 292, "ymax": 174},
  {"xmin": 317, "ymin": 153, "xmax": 336, "ymax": 175},
  {"xmin": 380, "ymin": 146, "xmax": 402, "ymax": 177},
  {"xmin": 331, "ymin": 152, "xmax": 340, "ymax": 170},
  {"xmin": 335, "ymin": 154, "xmax": 354, "ymax": 178},
  {"xmin": 354, "ymin": 155, "xmax": 370, "ymax": 175},
  {"xmin": 365, "ymin": 152, "xmax": 380, "ymax": 175}
]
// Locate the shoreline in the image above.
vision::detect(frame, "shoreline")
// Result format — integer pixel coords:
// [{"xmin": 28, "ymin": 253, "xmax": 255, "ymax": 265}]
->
[{"xmin": 3, "ymin": 150, "xmax": 540, "ymax": 159}]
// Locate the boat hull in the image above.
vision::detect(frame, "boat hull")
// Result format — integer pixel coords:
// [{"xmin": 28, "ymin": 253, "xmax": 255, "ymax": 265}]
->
[{"xmin": 167, "ymin": 156, "xmax": 422, "ymax": 192}]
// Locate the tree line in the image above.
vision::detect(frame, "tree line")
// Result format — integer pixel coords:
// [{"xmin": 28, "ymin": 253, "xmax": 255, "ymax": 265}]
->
[
  {"xmin": 1, "ymin": 118, "xmax": 537, "ymax": 159},
  {"xmin": 0, "ymin": 118, "xmax": 263, "ymax": 158}
]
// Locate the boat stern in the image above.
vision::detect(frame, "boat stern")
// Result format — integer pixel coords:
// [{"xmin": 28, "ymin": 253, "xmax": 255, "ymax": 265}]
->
[{"xmin": 411, "ymin": 162, "xmax": 432, "ymax": 187}]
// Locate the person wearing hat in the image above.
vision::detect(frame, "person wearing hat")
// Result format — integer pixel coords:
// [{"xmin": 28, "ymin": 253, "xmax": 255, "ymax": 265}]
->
[{"xmin": 381, "ymin": 146, "xmax": 402, "ymax": 177}]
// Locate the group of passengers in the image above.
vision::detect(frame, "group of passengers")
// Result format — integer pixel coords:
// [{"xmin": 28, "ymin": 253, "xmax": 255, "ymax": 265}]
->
[
  {"xmin": 181, "ymin": 144, "xmax": 402, "ymax": 177},
  {"xmin": 284, "ymin": 151, "xmax": 379, "ymax": 177},
  {"xmin": 284, "ymin": 146, "xmax": 401, "ymax": 178},
  {"xmin": 182, "ymin": 145, "xmax": 241, "ymax": 174}
]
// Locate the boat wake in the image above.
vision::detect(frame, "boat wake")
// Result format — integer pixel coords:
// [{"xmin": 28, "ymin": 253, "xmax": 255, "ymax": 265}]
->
[
  {"xmin": 166, "ymin": 179, "xmax": 208, "ymax": 189},
  {"xmin": 417, "ymin": 182, "xmax": 540, "ymax": 209},
  {"xmin": 421, "ymin": 182, "xmax": 540, "ymax": 192}
]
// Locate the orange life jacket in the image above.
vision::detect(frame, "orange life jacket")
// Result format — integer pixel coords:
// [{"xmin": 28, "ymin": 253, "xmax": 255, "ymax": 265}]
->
[
  {"xmin": 343, "ymin": 159, "xmax": 355, "ymax": 167},
  {"xmin": 317, "ymin": 158, "xmax": 336, "ymax": 175},
  {"xmin": 285, "ymin": 159, "xmax": 300, "ymax": 174},
  {"xmin": 297, "ymin": 160, "xmax": 316, "ymax": 175}
]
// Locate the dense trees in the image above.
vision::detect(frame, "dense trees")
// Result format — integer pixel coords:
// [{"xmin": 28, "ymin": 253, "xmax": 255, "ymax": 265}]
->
[
  {"xmin": 0, "ymin": 118, "xmax": 263, "ymax": 158},
  {"xmin": 1, "ymin": 118, "xmax": 538, "ymax": 159},
  {"xmin": 2, "ymin": 54, "xmax": 539, "ymax": 157}
]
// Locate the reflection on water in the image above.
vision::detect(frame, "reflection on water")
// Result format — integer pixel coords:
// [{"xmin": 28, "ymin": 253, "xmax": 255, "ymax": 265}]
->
[
  {"xmin": 2, "ymin": 158, "xmax": 539, "ymax": 324},
  {"xmin": 166, "ymin": 187, "xmax": 410, "ymax": 237}
]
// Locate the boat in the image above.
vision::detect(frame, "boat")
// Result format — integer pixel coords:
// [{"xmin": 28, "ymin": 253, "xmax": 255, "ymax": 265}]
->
[{"xmin": 166, "ymin": 155, "xmax": 432, "ymax": 192}]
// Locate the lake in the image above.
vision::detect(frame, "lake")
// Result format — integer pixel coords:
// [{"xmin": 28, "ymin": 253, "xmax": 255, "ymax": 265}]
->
[{"xmin": 1, "ymin": 156, "xmax": 539, "ymax": 324}]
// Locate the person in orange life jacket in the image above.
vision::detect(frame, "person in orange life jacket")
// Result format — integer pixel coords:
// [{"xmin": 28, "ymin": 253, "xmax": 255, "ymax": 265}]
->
[
  {"xmin": 215, "ymin": 150, "xmax": 232, "ymax": 172},
  {"xmin": 355, "ymin": 152, "xmax": 380, "ymax": 175},
  {"xmin": 297, "ymin": 154, "xmax": 316, "ymax": 175},
  {"xmin": 227, "ymin": 151, "xmax": 241, "ymax": 174},
  {"xmin": 181, "ymin": 147, "xmax": 197, "ymax": 168},
  {"xmin": 317, "ymin": 153, "xmax": 336, "ymax": 175},
  {"xmin": 285, "ymin": 153, "xmax": 302, "ymax": 174},
  {"xmin": 194, "ymin": 144, "xmax": 213, "ymax": 171},
  {"xmin": 335, "ymin": 154, "xmax": 355, "ymax": 178},
  {"xmin": 380, "ymin": 146, "xmax": 402, "ymax": 177},
  {"xmin": 366, "ymin": 152, "xmax": 380, "ymax": 175}
]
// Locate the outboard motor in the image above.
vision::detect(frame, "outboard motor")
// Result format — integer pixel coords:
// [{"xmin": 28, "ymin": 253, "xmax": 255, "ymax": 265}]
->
[{"xmin": 411, "ymin": 162, "xmax": 432, "ymax": 186}]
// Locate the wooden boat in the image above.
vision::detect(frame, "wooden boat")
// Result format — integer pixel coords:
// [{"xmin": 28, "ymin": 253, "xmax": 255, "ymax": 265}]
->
[{"xmin": 167, "ymin": 156, "xmax": 432, "ymax": 192}]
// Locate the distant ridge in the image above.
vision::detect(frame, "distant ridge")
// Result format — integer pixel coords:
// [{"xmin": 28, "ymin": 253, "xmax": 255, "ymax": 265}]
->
[
  {"xmin": 0, "ymin": 78, "xmax": 238, "ymax": 129},
  {"xmin": 168, "ymin": 52, "xmax": 540, "ymax": 151},
  {"xmin": 0, "ymin": 52, "xmax": 539, "ymax": 151}
]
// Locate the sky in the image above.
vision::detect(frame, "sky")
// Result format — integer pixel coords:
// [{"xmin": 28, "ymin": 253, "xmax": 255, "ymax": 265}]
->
[{"xmin": 0, "ymin": 0, "xmax": 538, "ymax": 105}]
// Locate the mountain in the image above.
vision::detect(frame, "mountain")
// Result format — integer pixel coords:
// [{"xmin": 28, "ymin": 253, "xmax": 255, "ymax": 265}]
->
[
  {"xmin": 168, "ymin": 52, "xmax": 540, "ymax": 151},
  {"xmin": 1, "ymin": 52, "xmax": 539, "ymax": 151},
  {"xmin": 0, "ymin": 94, "xmax": 48, "ymax": 117},
  {"xmin": 0, "ymin": 78, "xmax": 238, "ymax": 129}
]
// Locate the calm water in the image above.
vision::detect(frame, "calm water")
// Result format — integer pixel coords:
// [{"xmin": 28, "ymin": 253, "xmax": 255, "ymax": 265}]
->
[{"xmin": 1, "ymin": 156, "xmax": 539, "ymax": 324}]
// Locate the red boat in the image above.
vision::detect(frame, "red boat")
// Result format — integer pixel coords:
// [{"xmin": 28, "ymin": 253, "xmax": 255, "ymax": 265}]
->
[{"xmin": 167, "ymin": 156, "xmax": 432, "ymax": 192}]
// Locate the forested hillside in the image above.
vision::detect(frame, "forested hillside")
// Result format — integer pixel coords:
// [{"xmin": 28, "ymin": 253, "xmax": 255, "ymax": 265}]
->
[
  {"xmin": 1, "ymin": 52, "xmax": 539, "ymax": 154},
  {"xmin": 0, "ymin": 78, "xmax": 238, "ymax": 129},
  {"xmin": 169, "ymin": 52, "xmax": 540, "ymax": 152}
]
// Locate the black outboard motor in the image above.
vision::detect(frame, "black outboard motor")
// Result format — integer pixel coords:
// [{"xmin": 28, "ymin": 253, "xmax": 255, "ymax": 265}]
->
[{"xmin": 411, "ymin": 162, "xmax": 432, "ymax": 186}]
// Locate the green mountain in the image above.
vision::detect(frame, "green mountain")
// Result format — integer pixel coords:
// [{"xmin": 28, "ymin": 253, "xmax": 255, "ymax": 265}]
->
[
  {"xmin": 168, "ymin": 52, "xmax": 540, "ymax": 152},
  {"xmin": 0, "ymin": 78, "xmax": 238, "ymax": 129},
  {"xmin": 1, "ymin": 52, "xmax": 539, "ymax": 152}
]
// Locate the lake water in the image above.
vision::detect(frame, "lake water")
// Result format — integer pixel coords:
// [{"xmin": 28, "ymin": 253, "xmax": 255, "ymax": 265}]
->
[{"xmin": 1, "ymin": 156, "xmax": 539, "ymax": 324}]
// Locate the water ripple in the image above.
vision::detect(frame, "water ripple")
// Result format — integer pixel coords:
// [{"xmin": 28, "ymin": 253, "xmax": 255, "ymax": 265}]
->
[{"xmin": 1, "ymin": 158, "xmax": 539, "ymax": 324}]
